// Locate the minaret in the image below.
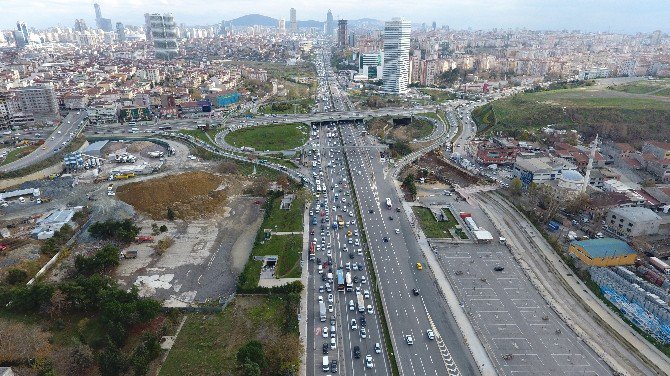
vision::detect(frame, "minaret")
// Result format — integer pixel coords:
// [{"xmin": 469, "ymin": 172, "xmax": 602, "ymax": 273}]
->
[{"xmin": 582, "ymin": 134, "xmax": 598, "ymax": 193}]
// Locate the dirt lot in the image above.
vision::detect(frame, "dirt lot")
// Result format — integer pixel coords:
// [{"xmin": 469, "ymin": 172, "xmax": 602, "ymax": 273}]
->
[
  {"xmin": 116, "ymin": 171, "xmax": 248, "ymax": 220},
  {"xmin": 402, "ymin": 150, "xmax": 482, "ymax": 188}
]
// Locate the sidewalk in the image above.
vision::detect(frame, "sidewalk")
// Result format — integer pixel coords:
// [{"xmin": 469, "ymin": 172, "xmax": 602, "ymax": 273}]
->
[
  {"xmin": 298, "ymin": 204, "xmax": 309, "ymax": 376},
  {"xmin": 396, "ymin": 180, "xmax": 496, "ymax": 376}
]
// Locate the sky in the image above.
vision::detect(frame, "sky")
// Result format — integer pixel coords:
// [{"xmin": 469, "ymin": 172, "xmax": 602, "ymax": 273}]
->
[{"xmin": 1, "ymin": 0, "xmax": 669, "ymax": 33}]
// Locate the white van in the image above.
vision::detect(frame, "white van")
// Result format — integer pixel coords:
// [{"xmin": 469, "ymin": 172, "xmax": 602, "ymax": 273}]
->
[{"xmin": 322, "ymin": 356, "xmax": 329, "ymax": 371}]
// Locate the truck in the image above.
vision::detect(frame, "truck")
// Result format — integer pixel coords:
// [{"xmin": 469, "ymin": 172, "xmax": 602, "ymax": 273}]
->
[
  {"xmin": 337, "ymin": 269, "xmax": 345, "ymax": 292},
  {"xmin": 319, "ymin": 301, "xmax": 327, "ymax": 322},
  {"xmin": 649, "ymin": 257, "xmax": 670, "ymax": 275},
  {"xmin": 309, "ymin": 242, "xmax": 315, "ymax": 260},
  {"xmin": 345, "ymin": 272, "xmax": 353, "ymax": 292},
  {"xmin": 337, "ymin": 215, "xmax": 345, "ymax": 228},
  {"xmin": 386, "ymin": 197, "xmax": 392, "ymax": 209},
  {"xmin": 356, "ymin": 292, "xmax": 365, "ymax": 313}
]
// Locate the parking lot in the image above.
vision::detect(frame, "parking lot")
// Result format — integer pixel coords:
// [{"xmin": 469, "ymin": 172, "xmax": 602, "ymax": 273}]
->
[{"xmin": 433, "ymin": 195, "xmax": 611, "ymax": 375}]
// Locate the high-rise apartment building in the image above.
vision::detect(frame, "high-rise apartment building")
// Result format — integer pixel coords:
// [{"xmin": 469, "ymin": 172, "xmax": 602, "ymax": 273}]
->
[
  {"xmin": 144, "ymin": 13, "xmax": 179, "ymax": 60},
  {"xmin": 0, "ymin": 91, "xmax": 15, "ymax": 129},
  {"xmin": 326, "ymin": 10, "xmax": 334, "ymax": 36},
  {"xmin": 94, "ymin": 3, "xmax": 113, "ymax": 32},
  {"xmin": 290, "ymin": 8, "xmax": 297, "ymax": 32},
  {"xmin": 116, "ymin": 23, "xmax": 126, "ymax": 42},
  {"xmin": 337, "ymin": 20, "xmax": 348, "ymax": 49},
  {"xmin": 278, "ymin": 18, "xmax": 286, "ymax": 31},
  {"xmin": 382, "ymin": 18, "xmax": 411, "ymax": 94},
  {"xmin": 74, "ymin": 19, "xmax": 88, "ymax": 32},
  {"xmin": 15, "ymin": 85, "xmax": 59, "ymax": 116}
]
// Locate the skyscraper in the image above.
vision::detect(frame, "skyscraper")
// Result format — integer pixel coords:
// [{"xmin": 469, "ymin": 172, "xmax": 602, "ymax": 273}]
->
[
  {"xmin": 278, "ymin": 18, "xmax": 286, "ymax": 31},
  {"xmin": 326, "ymin": 10, "xmax": 334, "ymax": 36},
  {"xmin": 14, "ymin": 21, "xmax": 29, "ymax": 48},
  {"xmin": 382, "ymin": 18, "xmax": 411, "ymax": 94},
  {"xmin": 116, "ymin": 22, "xmax": 126, "ymax": 42},
  {"xmin": 94, "ymin": 3, "xmax": 113, "ymax": 32},
  {"xmin": 337, "ymin": 20, "xmax": 348, "ymax": 49},
  {"xmin": 74, "ymin": 19, "xmax": 88, "ymax": 32},
  {"xmin": 290, "ymin": 8, "xmax": 297, "ymax": 32},
  {"xmin": 145, "ymin": 13, "xmax": 179, "ymax": 60}
]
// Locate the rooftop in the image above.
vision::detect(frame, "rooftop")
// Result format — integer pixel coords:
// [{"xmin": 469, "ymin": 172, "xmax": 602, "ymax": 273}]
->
[
  {"xmin": 572, "ymin": 238, "xmax": 636, "ymax": 258},
  {"xmin": 610, "ymin": 206, "xmax": 661, "ymax": 222}
]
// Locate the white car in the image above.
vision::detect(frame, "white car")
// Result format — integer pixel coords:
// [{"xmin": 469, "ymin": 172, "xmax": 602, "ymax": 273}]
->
[
  {"xmin": 365, "ymin": 355, "xmax": 374, "ymax": 368},
  {"xmin": 367, "ymin": 305, "xmax": 374, "ymax": 314},
  {"xmin": 405, "ymin": 335, "xmax": 414, "ymax": 345},
  {"xmin": 323, "ymin": 327, "xmax": 329, "ymax": 338},
  {"xmin": 363, "ymin": 290, "xmax": 370, "ymax": 299},
  {"xmin": 360, "ymin": 327, "xmax": 367, "ymax": 339},
  {"xmin": 351, "ymin": 319, "xmax": 358, "ymax": 330},
  {"xmin": 427, "ymin": 329, "xmax": 435, "ymax": 340},
  {"xmin": 361, "ymin": 276, "xmax": 367, "ymax": 284},
  {"xmin": 395, "ymin": 228, "xmax": 400, "ymax": 234},
  {"xmin": 328, "ymin": 304, "xmax": 334, "ymax": 313},
  {"xmin": 318, "ymin": 295, "xmax": 323, "ymax": 302},
  {"xmin": 328, "ymin": 294, "xmax": 333, "ymax": 303}
]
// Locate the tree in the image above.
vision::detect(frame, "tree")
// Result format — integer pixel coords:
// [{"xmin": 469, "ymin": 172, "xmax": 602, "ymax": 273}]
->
[
  {"xmin": 237, "ymin": 340, "xmax": 267, "ymax": 369},
  {"xmin": 74, "ymin": 244, "xmax": 120, "ymax": 276},
  {"xmin": 98, "ymin": 342, "xmax": 128, "ymax": 376},
  {"xmin": 5, "ymin": 268, "xmax": 29, "ymax": 285},
  {"xmin": 510, "ymin": 177, "xmax": 523, "ymax": 196},
  {"xmin": 241, "ymin": 362, "xmax": 261, "ymax": 376},
  {"xmin": 159, "ymin": 225, "xmax": 168, "ymax": 233},
  {"xmin": 402, "ymin": 174, "xmax": 417, "ymax": 197},
  {"xmin": 564, "ymin": 192, "xmax": 590, "ymax": 214}
]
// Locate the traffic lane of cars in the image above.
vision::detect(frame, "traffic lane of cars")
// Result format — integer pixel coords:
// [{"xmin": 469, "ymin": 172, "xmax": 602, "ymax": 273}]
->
[{"xmin": 342, "ymin": 125, "xmax": 451, "ymax": 375}]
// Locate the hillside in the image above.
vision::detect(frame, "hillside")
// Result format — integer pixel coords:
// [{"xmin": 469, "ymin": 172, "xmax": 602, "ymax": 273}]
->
[
  {"xmin": 229, "ymin": 14, "xmax": 277, "ymax": 27},
  {"xmin": 227, "ymin": 14, "xmax": 380, "ymax": 29},
  {"xmin": 473, "ymin": 86, "xmax": 670, "ymax": 142}
]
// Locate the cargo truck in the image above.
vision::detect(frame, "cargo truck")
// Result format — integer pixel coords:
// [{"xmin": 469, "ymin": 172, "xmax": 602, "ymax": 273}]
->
[
  {"xmin": 337, "ymin": 215, "xmax": 345, "ymax": 228},
  {"xmin": 356, "ymin": 292, "xmax": 365, "ymax": 313},
  {"xmin": 345, "ymin": 272, "xmax": 353, "ymax": 292}
]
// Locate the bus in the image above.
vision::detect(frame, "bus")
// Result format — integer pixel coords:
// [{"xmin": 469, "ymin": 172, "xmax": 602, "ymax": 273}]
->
[
  {"xmin": 337, "ymin": 269, "xmax": 345, "ymax": 292},
  {"xmin": 386, "ymin": 197, "xmax": 392, "ymax": 209}
]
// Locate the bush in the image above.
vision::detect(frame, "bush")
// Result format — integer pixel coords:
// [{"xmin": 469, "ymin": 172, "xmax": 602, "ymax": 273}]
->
[
  {"xmin": 74, "ymin": 244, "xmax": 120, "ymax": 276},
  {"xmin": 4, "ymin": 268, "xmax": 29, "ymax": 285},
  {"xmin": 159, "ymin": 225, "xmax": 168, "ymax": 233},
  {"xmin": 88, "ymin": 219, "xmax": 140, "ymax": 244}
]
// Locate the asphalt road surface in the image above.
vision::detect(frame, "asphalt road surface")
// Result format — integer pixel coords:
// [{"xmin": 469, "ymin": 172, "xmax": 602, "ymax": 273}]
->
[{"xmin": 1, "ymin": 111, "xmax": 87, "ymax": 173}]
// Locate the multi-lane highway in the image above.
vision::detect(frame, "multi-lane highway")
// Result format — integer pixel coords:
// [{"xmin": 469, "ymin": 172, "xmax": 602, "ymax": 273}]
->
[
  {"xmin": 339, "ymin": 122, "xmax": 480, "ymax": 376},
  {"xmin": 1, "ymin": 111, "xmax": 87, "ymax": 173}
]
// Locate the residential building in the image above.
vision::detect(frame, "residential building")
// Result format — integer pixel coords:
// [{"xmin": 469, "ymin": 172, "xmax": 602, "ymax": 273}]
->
[
  {"xmin": 144, "ymin": 13, "xmax": 179, "ymax": 60},
  {"xmin": 116, "ymin": 22, "xmax": 126, "ymax": 42},
  {"xmin": 568, "ymin": 238, "xmax": 637, "ymax": 267},
  {"xmin": 382, "ymin": 18, "xmax": 411, "ymax": 94},
  {"xmin": 640, "ymin": 141, "xmax": 670, "ymax": 182},
  {"xmin": 0, "ymin": 91, "xmax": 16, "ymax": 129},
  {"xmin": 606, "ymin": 206, "xmax": 661, "ymax": 237},
  {"xmin": 74, "ymin": 19, "xmax": 88, "ymax": 33},
  {"xmin": 14, "ymin": 85, "xmax": 58, "ymax": 115},
  {"xmin": 289, "ymin": 8, "xmax": 297, "ymax": 32},
  {"xmin": 512, "ymin": 156, "xmax": 577, "ymax": 186},
  {"xmin": 475, "ymin": 138, "xmax": 519, "ymax": 165},
  {"xmin": 338, "ymin": 20, "xmax": 348, "ymax": 49}
]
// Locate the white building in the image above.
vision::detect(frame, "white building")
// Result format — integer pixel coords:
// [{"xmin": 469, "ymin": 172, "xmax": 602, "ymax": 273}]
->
[
  {"xmin": 512, "ymin": 156, "xmax": 577, "ymax": 186},
  {"xmin": 14, "ymin": 84, "xmax": 58, "ymax": 115},
  {"xmin": 359, "ymin": 52, "xmax": 383, "ymax": 80},
  {"xmin": 382, "ymin": 19, "xmax": 411, "ymax": 94},
  {"xmin": 606, "ymin": 207, "xmax": 661, "ymax": 237},
  {"xmin": 144, "ymin": 13, "xmax": 178, "ymax": 60}
]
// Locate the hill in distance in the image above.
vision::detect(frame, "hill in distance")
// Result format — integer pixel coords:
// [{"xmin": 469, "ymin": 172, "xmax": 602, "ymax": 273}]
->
[{"xmin": 228, "ymin": 14, "xmax": 381, "ymax": 29}]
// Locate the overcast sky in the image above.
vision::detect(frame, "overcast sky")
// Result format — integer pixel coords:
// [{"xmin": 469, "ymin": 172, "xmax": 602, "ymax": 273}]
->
[{"xmin": 1, "ymin": 0, "xmax": 669, "ymax": 33}]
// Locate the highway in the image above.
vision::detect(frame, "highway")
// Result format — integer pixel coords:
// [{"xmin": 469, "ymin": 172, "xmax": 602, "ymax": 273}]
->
[{"xmin": 1, "ymin": 111, "xmax": 87, "ymax": 173}]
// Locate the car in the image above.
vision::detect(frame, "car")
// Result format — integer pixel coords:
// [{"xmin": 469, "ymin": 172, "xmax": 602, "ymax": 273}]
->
[
  {"xmin": 405, "ymin": 335, "xmax": 414, "ymax": 345},
  {"xmin": 416, "ymin": 263, "xmax": 423, "ymax": 270},
  {"xmin": 494, "ymin": 266, "xmax": 505, "ymax": 271},
  {"xmin": 353, "ymin": 346, "xmax": 361, "ymax": 359},
  {"xmin": 318, "ymin": 295, "xmax": 323, "ymax": 302},
  {"xmin": 322, "ymin": 326, "xmax": 329, "ymax": 338},
  {"xmin": 427, "ymin": 329, "xmax": 435, "ymax": 340},
  {"xmin": 328, "ymin": 304, "xmax": 334, "ymax": 313},
  {"xmin": 361, "ymin": 276, "xmax": 367, "ymax": 284},
  {"xmin": 319, "ymin": 285, "xmax": 324, "ymax": 293},
  {"xmin": 412, "ymin": 288, "xmax": 420, "ymax": 296},
  {"xmin": 359, "ymin": 316, "xmax": 366, "ymax": 327},
  {"xmin": 374, "ymin": 342, "xmax": 381, "ymax": 354},
  {"xmin": 383, "ymin": 237, "xmax": 389, "ymax": 243},
  {"xmin": 389, "ymin": 216, "xmax": 394, "ymax": 220},
  {"xmin": 330, "ymin": 359, "xmax": 338, "ymax": 373},
  {"xmin": 360, "ymin": 327, "xmax": 367, "ymax": 339},
  {"xmin": 351, "ymin": 319, "xmax": 358, "ymax": 330},
  {"xmin": 363, "ymin": 290, "xmax": 370, "ymax": 299},
  {"xmin": 322, "ymin": 343, "xmax": 329, "ymax": 354},
  {"xmin": 367, "ymin": 305, "xmax": 374, "ymax": 314},
  {"xmin": 328, "ymin": 294, "xmax": 333, "ymax": 303},
  {"xmin": 349, "ymin": 300, "xmax": 355, "ymax": 311},
  {"xmin": 349, "ymin": 253, "xmax": 355, "ymax": 259},
  {"xmin": 365, "ymin": 354, "xmax": 374, "ymax": 368},
  {"xmin": 368, "ymin": 209, "xmax": 374, "ymax": 213}
]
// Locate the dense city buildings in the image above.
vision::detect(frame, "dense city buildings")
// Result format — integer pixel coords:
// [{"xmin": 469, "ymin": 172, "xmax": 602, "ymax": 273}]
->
[
  {"xmin": 381, "ymin": 18, "xmax": 411, "ymax": 94},
  {"xmin": 144, "ymin": 13, "xmax": 179, "ymax": 60}
]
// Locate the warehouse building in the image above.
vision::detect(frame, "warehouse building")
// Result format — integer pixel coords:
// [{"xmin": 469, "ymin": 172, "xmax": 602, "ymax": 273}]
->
[
  {"xmin": 606, "ymin": 206, "xmax": 661, "ymax": 237},
  {"xmin": 568, "ymin": 238, "xmax": 637, "ymax": 267}
]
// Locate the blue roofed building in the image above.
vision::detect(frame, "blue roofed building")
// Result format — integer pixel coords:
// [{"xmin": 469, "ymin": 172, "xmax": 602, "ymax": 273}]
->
[{"xmin": 568, "ymin": 238, "xmax": 637, "ymax": 266}]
